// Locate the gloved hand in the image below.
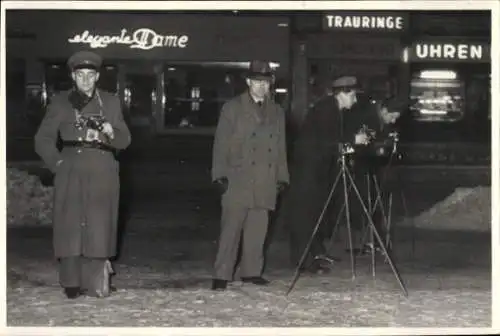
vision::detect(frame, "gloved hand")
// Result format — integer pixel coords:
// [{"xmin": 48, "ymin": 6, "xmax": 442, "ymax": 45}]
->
[
  {"xmin": 277, "ymin": 181, "xmax": 288, "ymax": 193},
  {"xmin": 214, "ymin": 177, "xmax": 229, "ymax": 194}
]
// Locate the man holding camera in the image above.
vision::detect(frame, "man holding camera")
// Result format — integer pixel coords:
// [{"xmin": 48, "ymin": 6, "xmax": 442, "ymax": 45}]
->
[
  {"xmin": 349, "ymin": 96, "xmax": 403, "ymax": 254},
  {"xmin": 34, "ymin": 50, "xmax": 131, "ymax": 299},
  {"xmin": 210, "ymin": 60, "xmax": 289, "ymax": 290},
  {"xmin": 278, "ymin": 75, "xmax": 374, "ymax": 274}
]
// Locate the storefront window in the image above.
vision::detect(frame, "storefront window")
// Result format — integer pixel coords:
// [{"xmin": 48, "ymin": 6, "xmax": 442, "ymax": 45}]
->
[
  {"xmin": 44, "ymin": 62, "xmax": 119, "ymax": 104},
  {"xmin": 162, "ymin": 63, "xmax": 245, "ymax": 129},
  {"xmin": 409, "ymin": 69, "xmax": 465, "ymax": 122},
  {"xmin": 307, "ymin": 59, "xmax": 399, "ymax": 108},
  {"xmin": 161, "ymin": 62, "xmax": 288, "ymax": 130},
  {"xmin": 6, "ymin": 58, "xmax": 28, "ymax": 136}
]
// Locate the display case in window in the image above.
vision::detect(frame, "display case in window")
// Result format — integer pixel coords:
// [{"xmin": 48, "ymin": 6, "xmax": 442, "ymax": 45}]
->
[
  {"xmin": 409, "ymin": 69, "xmax": 465, "ymax": 122},
  {"xmin": 162, "ymin": 62, "xmax": 286, "ymax": 130}
]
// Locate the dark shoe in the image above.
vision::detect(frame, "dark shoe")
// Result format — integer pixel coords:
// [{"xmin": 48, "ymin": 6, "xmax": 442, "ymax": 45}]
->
[
  {"xmin": 314, "ymin": 254, "xmax": 340, "ymax": 265},
  {"xmin": 211, "ymin": 279, "xmax": 228, "ymax": 290},
  {"xmin": 241, "ymin": 276, "xmax": 270, "ymax": 285},
  {"xmin": 64, "ymin": 287, "xmax": 82, "ymax": 299}
]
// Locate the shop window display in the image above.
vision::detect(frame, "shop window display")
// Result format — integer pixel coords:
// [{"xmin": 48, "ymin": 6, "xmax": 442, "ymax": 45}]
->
[
  {"xmin": 162, "ymin": 62, "xmax": 288, "ymax": 130},
  {"xmin": 409, "ymin": 69, "xmax": 465, "ymax": 123}
]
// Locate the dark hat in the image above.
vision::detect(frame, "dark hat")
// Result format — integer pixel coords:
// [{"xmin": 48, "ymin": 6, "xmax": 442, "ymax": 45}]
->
[
  {"xmin": 331, "ymin": 76, "xmax": 362, "ymax": 91},
  {"xmin": 67, "ymin": 50, "xmax": 102, "ymax": 71},
  {"xmin": 247, "ymin": 60, "xmax": 274, "ymax": 80}
]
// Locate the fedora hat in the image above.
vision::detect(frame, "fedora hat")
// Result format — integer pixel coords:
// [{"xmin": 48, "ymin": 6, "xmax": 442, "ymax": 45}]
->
[{"xmin": 247, "ymin": 60, "xmax": 274, "ymax": 80}]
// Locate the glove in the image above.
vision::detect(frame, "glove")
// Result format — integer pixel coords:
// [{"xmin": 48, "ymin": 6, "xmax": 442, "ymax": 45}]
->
[
  {"xmin": 277, "ymin": 181, "xmax": 288, "ymax": 193},
  {"xmin": 214, "ymin": 177, "xmax": 228, "ymax": 194},
  {"xmin": 100, "ymin": 122, "xmax": 115, "ymax": 140}
]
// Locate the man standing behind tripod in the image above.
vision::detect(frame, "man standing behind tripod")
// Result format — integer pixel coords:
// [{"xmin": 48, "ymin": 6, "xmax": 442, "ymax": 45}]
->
[{"xmin": 279, "ymin": 76, "xmax": 370, "ymax": 274}]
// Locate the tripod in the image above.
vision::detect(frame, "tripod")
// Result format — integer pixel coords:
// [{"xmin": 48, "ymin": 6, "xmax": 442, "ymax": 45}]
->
[
  {"xmin": 286, "ymin": 142, "xmax": 408, "ymax": 297},
  {"xmin": 327, "ymin": 137, "xmax": 414, "ymax": 272}
]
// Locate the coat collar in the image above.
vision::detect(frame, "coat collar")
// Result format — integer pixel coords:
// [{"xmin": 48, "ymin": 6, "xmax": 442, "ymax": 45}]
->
[{"xmin": 240, "ymin": 91, "xmax": 275, "ymax": 125}]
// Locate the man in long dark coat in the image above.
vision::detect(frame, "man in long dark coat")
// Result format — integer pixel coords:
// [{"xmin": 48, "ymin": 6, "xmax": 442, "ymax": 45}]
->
[
  {"xmin": 210, "ymin": 60, "xmax": 289, "ymax": 290},
  {"xmin": 278, "ymin": 76, "xmax": 374, "ymax": 274},
  {"xmin": 34, "ymin": 50, "xmax": 131, "ymax": 299}
]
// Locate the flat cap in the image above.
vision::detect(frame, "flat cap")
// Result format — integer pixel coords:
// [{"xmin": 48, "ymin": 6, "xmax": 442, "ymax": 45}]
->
[
  {"xmin": 331, "ymin": 76, "xmax": 359, "ymax": 89},
  {"xmin": 247, "ymin": 60, "xmax": 274, "ymax": 80},
  {"xmin": 67, "ymin": 50, "xmax": 102, "ymax": 71}
]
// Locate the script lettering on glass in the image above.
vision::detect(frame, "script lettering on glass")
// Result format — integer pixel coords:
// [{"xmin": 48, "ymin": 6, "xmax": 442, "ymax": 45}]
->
[
  {"xmin": 323, "ymin": 13, "xmax": 405, "ymax": 31},
  {"xmin": 68, "ymin": 28, "xmax": 189, "ymax": 50},
  {"xmin": 412, "ymin": 43, "xmax": 489, "ymax": 62}
]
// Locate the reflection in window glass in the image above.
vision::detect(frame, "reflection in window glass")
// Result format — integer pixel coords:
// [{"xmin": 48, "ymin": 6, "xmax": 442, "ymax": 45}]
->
[
  {"xmin": 44, "ymin": 62, "xmax": 118, "ymax": 104},
  {"xmin": 163, "ymin": 64, "xmax": 248, "ymax": 129},
  {"xmin": 409, "ymin": 70, "xmax": 465, "ymax": 123}
]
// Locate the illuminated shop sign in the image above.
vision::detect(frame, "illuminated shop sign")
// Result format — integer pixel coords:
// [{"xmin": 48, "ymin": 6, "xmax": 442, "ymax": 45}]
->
[
  {"xmin": 323, "ymin": 12, "xmax": 406, "ymax": 31},
  {"xmin": 68, "ymin": 28, "xmax": 189, "ymax": 50},
  {"xmin": 410, "ymin": 42, "xmax": 490, "ymax": 62}
]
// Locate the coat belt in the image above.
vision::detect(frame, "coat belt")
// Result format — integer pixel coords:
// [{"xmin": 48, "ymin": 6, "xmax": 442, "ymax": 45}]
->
[{"xmin": 62, "ymin": 140, "xmax": 115, "ymax": 153}]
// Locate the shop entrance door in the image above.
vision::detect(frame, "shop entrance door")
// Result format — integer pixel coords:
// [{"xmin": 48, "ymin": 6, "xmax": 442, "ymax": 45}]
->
[{"xmin": 123, "ymin": 72, "xmax": 157, "ymax": 130}]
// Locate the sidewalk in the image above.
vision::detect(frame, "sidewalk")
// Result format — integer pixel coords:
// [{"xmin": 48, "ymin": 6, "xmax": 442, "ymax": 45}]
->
[{"xmin": 6, "ymin": 221, "xmax": 491, "ymax": 327}]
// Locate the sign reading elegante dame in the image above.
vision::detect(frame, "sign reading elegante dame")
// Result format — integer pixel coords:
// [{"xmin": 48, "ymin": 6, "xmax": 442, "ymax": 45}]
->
[{"xmin": 68, "ymin": 28, "xmax": 189, "ymax": 50}]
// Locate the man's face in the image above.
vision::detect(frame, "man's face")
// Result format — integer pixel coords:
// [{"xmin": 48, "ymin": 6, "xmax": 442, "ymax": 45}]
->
[
  {"xmin": 72, "ymin": 68, "xmax": 99, "ymax": 95},
  {"xmin": 337, "ymin": 89, "xmax": 358, "ymax": 110},
  {"xmin": 246, "ymin": 78, "xmax": 271, "ymax": 100}
]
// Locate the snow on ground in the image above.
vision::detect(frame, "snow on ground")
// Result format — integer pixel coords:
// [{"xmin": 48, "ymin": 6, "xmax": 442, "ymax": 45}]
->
[
  {"xmin": 6, "ymin": 235, "xmax": 491, "ymax": 328},
  {"xmin": 402, "ymin": 186, "xmax": 491, "ymax": 232},
  {"xmin": 5, "ymin": 177, "xmax": 492, "ymax": 328}
]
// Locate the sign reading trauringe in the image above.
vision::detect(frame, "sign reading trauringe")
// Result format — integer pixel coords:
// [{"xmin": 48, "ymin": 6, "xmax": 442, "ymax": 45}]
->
[
  {"xmin": 323, "ymin": 12, "xmax": 407, "ymax": 32},
  {"xmin": 68, "ymin": 28, "xmax": 189, "ymax": 50}
]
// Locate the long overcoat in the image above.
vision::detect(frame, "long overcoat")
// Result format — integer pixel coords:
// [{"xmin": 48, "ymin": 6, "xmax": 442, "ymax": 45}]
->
[
  {"xmin": 278, "ymin": 96, "xmax": 379, "ymax": 256},
  {"xmin": 211, "ymin": 91, "xmax": 289, "ymax": 211},
  {"xmin": 34, "ymin": 89, "xmax": 131, "ymax": 258}
]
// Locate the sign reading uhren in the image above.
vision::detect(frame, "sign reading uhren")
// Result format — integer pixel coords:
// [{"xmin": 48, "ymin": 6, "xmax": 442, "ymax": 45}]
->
[
  {"xmin": 68, "ymin": 28, "xmax": 189, "ymax": 50},
  {"xmin": 411, "ymin": 42, "xmax": 490, "ymax": 62}
]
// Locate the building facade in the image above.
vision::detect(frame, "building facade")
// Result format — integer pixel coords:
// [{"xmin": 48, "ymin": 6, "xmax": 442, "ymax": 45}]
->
[
  {"xmin": 6, "ymin": 10, "xmax": 291, "ymax": 137},
  {"xmin": 6, "ymin": 10, "xmax": 491, "ymax": 151},
  {"xmin": 289, "ymin": 10, "xmax": 491, "ymax": 145}
]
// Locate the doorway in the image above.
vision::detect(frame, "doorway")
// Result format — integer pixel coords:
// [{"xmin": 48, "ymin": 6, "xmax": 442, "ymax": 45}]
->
[{"xmin": 123, "ymin": 72, "xmax": 157, "ymax": 129}]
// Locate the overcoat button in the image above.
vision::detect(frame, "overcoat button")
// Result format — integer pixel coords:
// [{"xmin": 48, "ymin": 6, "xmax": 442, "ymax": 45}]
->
[
  {"xmin": 252, "ymin": 132, "xmax": 256, "ymax": 137},
  {"xmin": 77, "ymin": 149, "xmax": 82, "ymax": 153},
  {"xmin": 77, "ymin": 137, "xmax": 83, "ymax": 141}
]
